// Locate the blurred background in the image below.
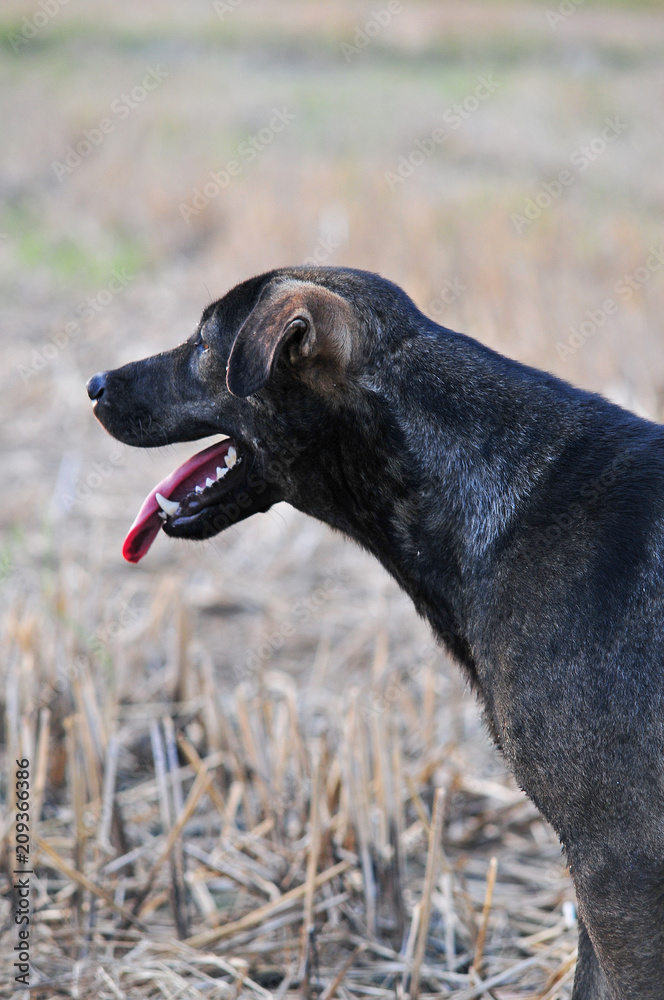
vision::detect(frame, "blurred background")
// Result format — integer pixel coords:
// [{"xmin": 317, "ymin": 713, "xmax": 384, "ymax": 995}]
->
[{"xmin": 1, "ymin": 2, "xmax": 664, "ymax": 997}]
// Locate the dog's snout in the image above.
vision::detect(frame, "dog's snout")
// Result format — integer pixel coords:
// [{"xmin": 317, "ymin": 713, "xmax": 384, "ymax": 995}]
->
[{"xmin": 87, "ymin": 371, "xmax": 108, "ymax": 401}]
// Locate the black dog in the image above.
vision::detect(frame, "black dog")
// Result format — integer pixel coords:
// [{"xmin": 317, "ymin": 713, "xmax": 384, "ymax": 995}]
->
[{"xmin": 87, "ymin": 266, "xmax": 664, "ymax": 998}]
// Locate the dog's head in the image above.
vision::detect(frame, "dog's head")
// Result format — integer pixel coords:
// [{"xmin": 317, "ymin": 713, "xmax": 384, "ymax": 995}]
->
[{"xmin": 87, "ymin": 266, "xmax": 420, "ymax": 562}]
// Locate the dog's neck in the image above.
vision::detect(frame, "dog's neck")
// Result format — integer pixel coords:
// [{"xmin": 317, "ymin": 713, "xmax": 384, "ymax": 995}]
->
[{"xmin": 302, "ymin": 329, "xmax": 640, "ymax": 675}]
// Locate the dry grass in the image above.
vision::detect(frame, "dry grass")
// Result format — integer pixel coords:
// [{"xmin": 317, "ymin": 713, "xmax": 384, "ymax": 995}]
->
[
  {"xmin": 2, "ymin": 1, "xmax": 664, "ymax": 996},
  {"xmin": 2, "ymin": 545, "xmax": 578, "ymax": 998}
]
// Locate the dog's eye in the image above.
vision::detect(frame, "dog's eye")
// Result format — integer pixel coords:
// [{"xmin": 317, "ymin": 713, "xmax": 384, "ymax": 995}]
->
[{"xmin": 199, "ymin": 339, "xmax": 210, "ymax": 353}]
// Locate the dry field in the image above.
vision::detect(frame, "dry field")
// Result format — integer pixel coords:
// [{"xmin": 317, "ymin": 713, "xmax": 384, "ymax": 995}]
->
[{"xmin": 1, "ymin": 1, "xmax": 664, "ymax": 997}]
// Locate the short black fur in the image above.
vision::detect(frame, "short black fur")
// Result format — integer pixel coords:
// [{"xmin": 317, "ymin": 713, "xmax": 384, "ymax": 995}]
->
[{"xmin": 88, "ymin": 266, "xmax": 664, "ymax": 998}]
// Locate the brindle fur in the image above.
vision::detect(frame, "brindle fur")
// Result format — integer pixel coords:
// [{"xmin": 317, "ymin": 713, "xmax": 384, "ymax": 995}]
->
[{"xmin": 88, "ymin": 266, "xmax": 664, "ymax": 998}]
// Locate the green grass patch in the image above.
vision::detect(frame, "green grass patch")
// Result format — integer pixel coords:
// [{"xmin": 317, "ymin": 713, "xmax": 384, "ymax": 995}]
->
[{"xmin": 2, "ymin": 205, "xmax": 146, "ymax": 287}]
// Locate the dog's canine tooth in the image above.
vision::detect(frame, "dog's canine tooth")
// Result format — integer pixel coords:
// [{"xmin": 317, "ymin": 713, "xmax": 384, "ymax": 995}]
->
[
  {"xmin": 155, "ymin": 492, "xmax": 179, "ymax": 516},
  {"xmin": 225, "ymin": 446, "xmax": 237, "ymax": 469}
]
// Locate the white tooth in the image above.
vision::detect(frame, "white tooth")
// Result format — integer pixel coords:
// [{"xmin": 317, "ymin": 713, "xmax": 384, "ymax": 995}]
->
[
  {"xmin": 195, "ymin": 485, "xmax": 204, "ymax": 494},
  {"xmin": 225, "ymin": 446, "xmax": 237, "ymax": 469},
  {"xmin": 155, "ymin": 492, "xmax": 179, "ymax": 516},
  {"xmin": 206, "ymin": 477, "xmax": 215, "ymax": 488},
  {"xmin": 216, "ymin": 466, "xmax": 229, "ymax": 479},
  {"xmin": 158, "ymin": 511, "xmax": 168, "ymax": 521}
]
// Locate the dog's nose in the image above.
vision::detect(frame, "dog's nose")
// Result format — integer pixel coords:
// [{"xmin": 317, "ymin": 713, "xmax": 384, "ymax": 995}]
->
[{"xmin": 86, "ymin": 371, "xmax": 107, "ymax": 401}]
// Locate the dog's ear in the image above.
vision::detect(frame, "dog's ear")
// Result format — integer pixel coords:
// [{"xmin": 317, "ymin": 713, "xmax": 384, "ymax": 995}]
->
[{"xmin": 226, "ymin": 281, "xmax": 354, "ymax": 397}]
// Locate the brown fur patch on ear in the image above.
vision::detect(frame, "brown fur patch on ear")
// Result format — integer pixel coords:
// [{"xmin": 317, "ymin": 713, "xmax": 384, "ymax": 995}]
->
[{"xmin": 226, "ymin": 281, "xmax": 354, "ymax": 398}]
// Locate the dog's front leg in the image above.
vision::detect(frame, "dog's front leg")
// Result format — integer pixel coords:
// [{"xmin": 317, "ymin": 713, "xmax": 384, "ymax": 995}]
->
[
  {"xmin": 569, "ymin": 841, "xmax": 664, "ymax": 999},
  {"xmin": 572, "ymin": 919, "xmax": 610, "ymax": 1000}
]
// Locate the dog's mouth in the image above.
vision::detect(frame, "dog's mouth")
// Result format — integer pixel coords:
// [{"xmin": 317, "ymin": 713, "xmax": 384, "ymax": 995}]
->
[{"xmin": 122, "ymin": 437, "xmax": 276, "ymax": 563}]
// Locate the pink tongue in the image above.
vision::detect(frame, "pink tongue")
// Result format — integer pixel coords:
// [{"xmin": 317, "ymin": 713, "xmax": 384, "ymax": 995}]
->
[{"xmin": 122, "ymin": 438, "xmax": 233, "ymax": 564}]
